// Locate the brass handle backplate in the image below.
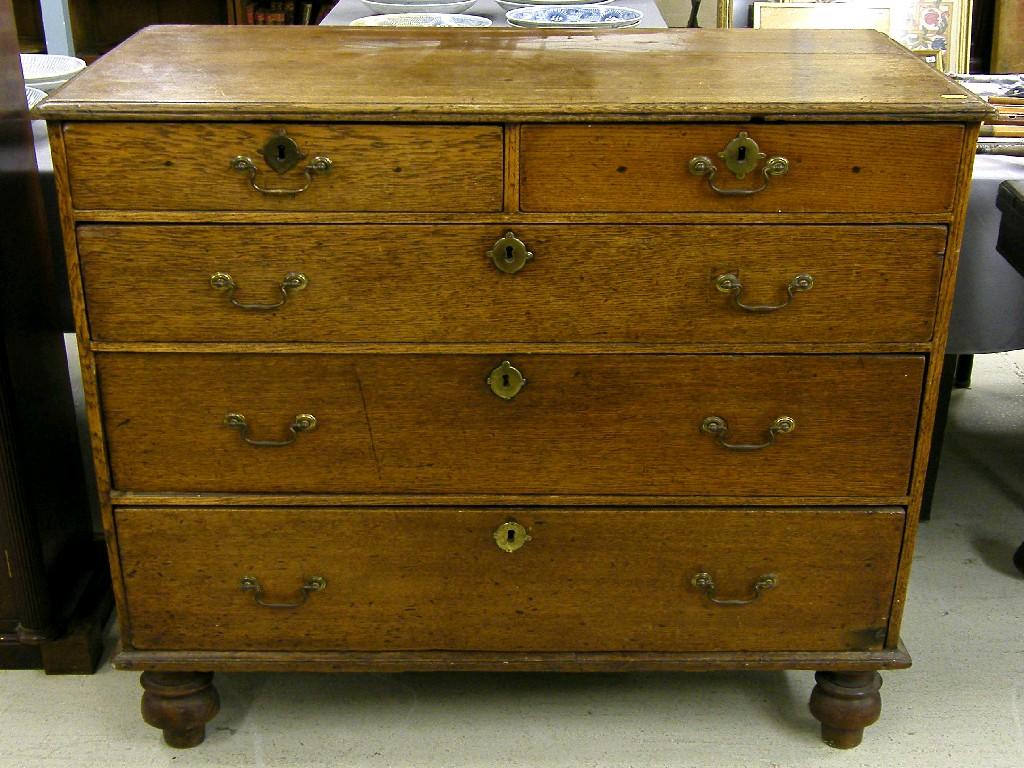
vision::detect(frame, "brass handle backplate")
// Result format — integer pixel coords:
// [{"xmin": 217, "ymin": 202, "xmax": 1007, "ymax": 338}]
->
[
  {"xmin": 230, "ymin": 130, "xmax": 331, "ymax": 196},
  {"xmin": 487, "ymin": 231, "xmax": 533, "ymax": 274},
  {"xmin": 701, "ymin": 415, "xmax": 795, "ymax": 451},
  {"xmin": 715, "ymin": 272, "xmax": 813, "ymax": 313},
  {"xmin": 210, "ymin": 271, "xmax": 307, "ymax": 310},
  {"xmin": 240, "ymin": 575, "xmax": 325, "ymax": 609},
  {"xmin": 494, "ymin": 521, "xmax": 531, "ymax": 553},
  {"xmin": 689, "ymin": 131, "xmax": 789, "ymax": 196},
  {"xmin": 487, "ymin": 360, "xmax": 527, "ymax": 400},
  {"xmin": 224, "ymin": 412, "xmax": 317, "ymax": 447},
  {"xmin": 692, "ymin": 572, "xmax": 777, "ymax": 606}
]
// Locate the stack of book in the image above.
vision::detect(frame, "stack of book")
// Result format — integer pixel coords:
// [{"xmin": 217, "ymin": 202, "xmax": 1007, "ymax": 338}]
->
[{"xmin": 244, "ymin": 1, "xmax": 337, "ymax": 24}]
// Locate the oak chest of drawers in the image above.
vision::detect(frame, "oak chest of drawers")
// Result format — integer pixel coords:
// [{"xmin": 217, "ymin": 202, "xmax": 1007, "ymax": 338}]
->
[{"xmin": 38, "ymin": 25, "xmax": 991, "ymax": 750}]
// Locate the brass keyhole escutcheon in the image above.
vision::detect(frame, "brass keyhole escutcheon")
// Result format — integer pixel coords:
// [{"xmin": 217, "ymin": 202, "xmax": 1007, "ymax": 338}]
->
[
  {"xmin": 487, "ymin": 231, "xmax": 533, "ymax": 275},
  {"xmin": 487, "ymin": 360, "xmax": 526, "ymax": 400},
  {"xmin": 719, "ymin": 131, "xmax": 765, "ymax": 180},
  {"xmin": 494, "ymin": 521, "xmax": 531, "ymax": 553},
  {"xmin": 261, "ymin": 130, "xmax": 305, "ymax": 174}
]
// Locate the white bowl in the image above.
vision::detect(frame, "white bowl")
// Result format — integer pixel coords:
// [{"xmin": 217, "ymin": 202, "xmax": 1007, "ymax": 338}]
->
[
  {"xmin": 361, "ymin": 0, "xmax": 477, "ymax": 12},
  {"xmin": 20, "ymin": 53, "xmax": 85, "ymax": 84},
  {"xmin": 496, "ymin": 0, "xmax": 610, "ymax": 8},
  {"xmin": 351, "ymin": 12, "xmax": 491, "ymax": 24},
  {"xmin": 506, "ymin": 4, "xmax": 642, "ymax": 26},
  {"xmin": 25, "ymin": 86, "xmax": 46, "ymax": 109}
]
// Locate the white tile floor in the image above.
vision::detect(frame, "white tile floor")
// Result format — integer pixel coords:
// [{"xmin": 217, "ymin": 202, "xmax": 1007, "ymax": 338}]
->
[{"xmin": 2, "ymin": 352, "xmax": 1023, "ymax": 767}]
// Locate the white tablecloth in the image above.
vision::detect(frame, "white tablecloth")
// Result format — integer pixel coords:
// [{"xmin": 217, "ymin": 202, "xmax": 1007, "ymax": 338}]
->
[
  {"xmin": 947, "ymin": 153, "xmax": 1024, "ymax": 353},
  {"xmin": 322, "ymin": 0, "xmax": 667, "ymax": 27}
]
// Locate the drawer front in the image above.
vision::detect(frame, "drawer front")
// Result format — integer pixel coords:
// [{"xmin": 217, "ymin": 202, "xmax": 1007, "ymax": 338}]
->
[
  {"xmin": 63, "ymin": 123, "xmax": 504, "ymax": 212},
  {"xmin": 80, "ymin": 224, "xmax": 946, "ymax": 344},
  {"xmin": 116, "ymin": 506, "xmax": 905, "ymax": 652},
  {"xmin": 98, "ymin": 353, "xmax": 924, "ymax": 496},
  {"xmin": 521, "ymin": 123, "xmax": 964, "ymax": 213}
]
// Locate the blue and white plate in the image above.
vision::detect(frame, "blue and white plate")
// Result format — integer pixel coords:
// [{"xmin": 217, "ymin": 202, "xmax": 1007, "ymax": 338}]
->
[
  {"xmin": 505, "ymin": 4, "xmax": 642, "ymax": 27},
  {"xmin": 351, "ymin": 12, "xmax": 491, "ymax": 24},
  {"xmin": 496, "ymin": 0, "xmax": 611, "ymax": 11}
]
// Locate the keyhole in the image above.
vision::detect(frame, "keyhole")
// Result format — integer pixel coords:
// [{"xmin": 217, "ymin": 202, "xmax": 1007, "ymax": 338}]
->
[
  {"xmin": 737, "ymin": 145, "xmax": 747, "ymax": 162},
  {"xmin": 504, "ymin": 246, "xmax": 515, "ymax": 263},
  {"xmin": 277, "ymin": 143, "xmax": 287, "ymax": 161},
  {"xmin": 507, "ymin": 529, "xmax": 516, "ymax": 543},
  {"xmin": 502, "ymin": 373, "xmax": 510, "ymax": 388}
]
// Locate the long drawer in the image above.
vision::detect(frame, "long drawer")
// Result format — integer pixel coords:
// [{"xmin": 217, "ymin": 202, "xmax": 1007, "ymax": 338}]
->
[
  {"xmin": 62, "ymin": 123, "xmax": 505, "ymax": 212},
  {"xmin": 79, "ymin": 224, "xmax": 946, "ymax": 344},
  {"xmin": 520, "ymin": 123, "xmax": 964, "ymax": 213},
  {"xmin": 98, "ymin": 353, "xmax": 924, "ymax": 496},
  {"xmin": 116, "ymin": 506, "xmax": 905, "ymax": 652}
]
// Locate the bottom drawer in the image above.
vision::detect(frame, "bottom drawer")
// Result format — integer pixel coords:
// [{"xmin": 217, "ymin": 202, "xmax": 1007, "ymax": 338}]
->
[{"xmin": 116, "ymin": 506, "xmax": 905, "ymax": 653}]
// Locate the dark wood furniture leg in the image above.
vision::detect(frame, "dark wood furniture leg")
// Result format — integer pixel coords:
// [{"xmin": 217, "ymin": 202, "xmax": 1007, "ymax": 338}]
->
[
  {"xmin": 140, "ymin": 671, "xmax": 220, "ymax": 748},
  {"xmin": 808, "ymin": 671, "xmax": 883, "ymax": 749},
  {"xmin": 954, "ymin": 353, "xmax": 975, "ymax": 389}
]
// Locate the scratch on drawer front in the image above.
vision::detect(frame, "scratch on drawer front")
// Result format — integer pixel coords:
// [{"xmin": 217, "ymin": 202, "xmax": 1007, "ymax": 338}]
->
[
  {"xmin": 4, "ymin": 549, "xmax": 11, "ymax": 579},
  {"xmin": 354, "ymin": 365, "xmax": 383, "ymax": 481}
]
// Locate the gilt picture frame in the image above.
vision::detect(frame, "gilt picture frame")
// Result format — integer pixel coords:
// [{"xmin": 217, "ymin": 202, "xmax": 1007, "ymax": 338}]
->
[{"xmin": 745, "ymin": 0, "xmax": 970, "ymax": 72}]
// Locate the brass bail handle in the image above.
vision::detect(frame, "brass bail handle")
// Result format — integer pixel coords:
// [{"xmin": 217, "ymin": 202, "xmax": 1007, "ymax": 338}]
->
[
  {"xmin": 692, "ymin": 572, "xmax": 778, "ymax": 606},
  {"xmin": 715, "ymin": 272, "xmax": 813, "ymax": 313},
  {"xmin": 240, "ymin": 575, "xmax": 326, "ymax": 609},
  {"xmin": 689, "ymin": 131, "xmax": 789, "ymax": 196},
  {"xmin": 701, "ymin": 415, "xmax": 795, "ymax": 451},
  {"xmin": 224, "ymin": 412, "xmax": 317, "ymax": 447},
  {"xmin": 210, "ymin": 271, "xmax": 308, "ymax": 311},
  {"xmin": 230, "ymin": 130, "xmax": 331, "ymax": 196}
]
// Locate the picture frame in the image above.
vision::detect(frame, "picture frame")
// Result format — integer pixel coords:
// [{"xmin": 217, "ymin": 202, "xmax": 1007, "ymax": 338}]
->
[
  {"xmin": 747, "ymin": 0, "xmax": 971, "ymax": 73},
  {"xmin": 911, "ymin": 48, "xmax": 946, "ymax": 70},
  {"xmin": 887, "ymin": 0, "xmax": 970, "ymax": 73},
  {"xmin": 687, "ymin": 0, "xmax": 738, "ymax": 28},
  {"xmin": 752, "ymin": 1, "xmax": 891, "ymax": 32}
]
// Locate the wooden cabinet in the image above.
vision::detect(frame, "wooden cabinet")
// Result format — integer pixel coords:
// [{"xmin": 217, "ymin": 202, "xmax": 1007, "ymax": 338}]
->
[{"xmin": 37, "ymin": 26, "xmax": 991, "ymax": 749}]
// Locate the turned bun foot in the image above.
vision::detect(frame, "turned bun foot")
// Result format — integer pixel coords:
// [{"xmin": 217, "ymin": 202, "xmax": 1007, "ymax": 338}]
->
[
  {"xmin": 808, "ymin": 671, "xmax": 882, "ymax": 749},
  {"xmin": 140, "ymin": 671, "xmax": 220, "ymax": 748},
  {"xmin": 1014, "ymin": 541, "xmax": 1024, "ymax": 574}
]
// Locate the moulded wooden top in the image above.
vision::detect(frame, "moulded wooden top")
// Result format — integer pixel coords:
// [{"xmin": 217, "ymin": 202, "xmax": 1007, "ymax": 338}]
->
[{"xmin": 36, "ymin": 25, "xmax": 992, "ymax": 122}]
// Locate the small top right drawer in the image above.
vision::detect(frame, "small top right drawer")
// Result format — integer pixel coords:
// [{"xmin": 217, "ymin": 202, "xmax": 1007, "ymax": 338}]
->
[{"xmin": 520, "ymin": 123, "xmax": 964, "ymax": 214}]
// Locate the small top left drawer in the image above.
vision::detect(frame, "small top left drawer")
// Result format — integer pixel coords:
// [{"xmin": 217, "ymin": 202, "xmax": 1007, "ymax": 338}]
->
[{"xmin": 62, "ymin": 122, "xmax": 505, "ymax": 213}]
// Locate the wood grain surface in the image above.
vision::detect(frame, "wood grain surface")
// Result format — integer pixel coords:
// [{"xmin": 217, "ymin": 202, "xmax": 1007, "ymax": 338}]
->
[
  {"xmin": 112, "ymin": 645, "xmax": 913, "ymax": 673},
  {"xmin": 77, "ymin": 224, "xmax": 946, "ymax": 344},
  {"xmin": 62, "ymin": 122, "xmax": 504, "ymax": 212},
  {"xmin": 96, "ymin": 353, "xmax": 924, "ymax": 496},
  {"xmin": 521, "ymin": 124, "xmax": 964, "ymax": 214},
  {"xmin": 115, "ymin": 506, "xmax": 905, "ymax": 652},
  {"xmin": 34, "ymin": 27, "xmax": 992, "ymax": 122}
]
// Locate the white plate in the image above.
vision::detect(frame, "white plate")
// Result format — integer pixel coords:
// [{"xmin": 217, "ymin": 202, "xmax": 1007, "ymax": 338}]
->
[
  {"xmin": 506, "ymin": 4, "xmax": 642, "ymax": 26},
  {"xmin": 25, "ymin": 77, "xmax": 70, "ymax": 93},
  {"xmin": 351, "ymin": 12, "xmax": 491, "ymax": 24},
  {"xmin": 362, "ymin": 0, "xmax": 477, "ymax": 13},
  {"xmin": 25, "ymin": 86, "xmax": 46, "ymax": 109},
  {"xmin": 496, "ymin": 0, "xmax": 610, "ymax": 9},
  {"xmin": 20, "ymin": 53, "xmax": 85, "ymax": 84}
]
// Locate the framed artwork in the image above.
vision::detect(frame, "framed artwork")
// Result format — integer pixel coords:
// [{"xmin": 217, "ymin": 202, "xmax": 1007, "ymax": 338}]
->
[
  {"xmin": 887, "ymin": 0, "xmax": 970, "ymax": 73},
  {"xmin": 753, "ymin": 2, "xmax": 891, "ymax": 31},
  {"xmin": 748, "ymin": 0, "xmax": 971, "ymax": 73}
]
